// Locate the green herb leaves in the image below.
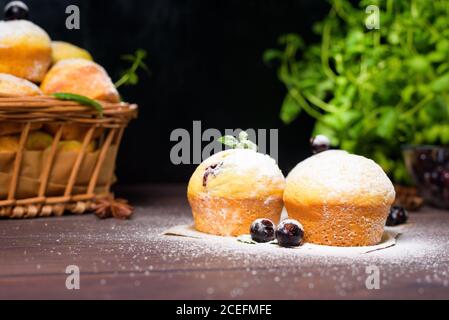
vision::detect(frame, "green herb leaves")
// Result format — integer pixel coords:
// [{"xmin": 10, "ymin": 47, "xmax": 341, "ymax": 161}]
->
[
  {"xmin": 218, "ymin": 131, "xmax": 258, "ymax": 151},
  {"xmin": 265, "ymin": 0, "xmax": 449, "ymax": 184},
  {"xmin": 431, "ymin": 72, "xmax": 449, "ymax": 92},
  {"xmin": 53, "ymin": 93, "xmax": 104, "ymax": 117},
  {"xmin": 376, "ymin": 108, "xmax": 399, "ymax": 140},
  {"xmin": 115, "ymin": 49, "xmax": 150, "ymax": 89},
  {"xmin": 280, "ymin": 94, "xmax": 302, "ymax": 124}
]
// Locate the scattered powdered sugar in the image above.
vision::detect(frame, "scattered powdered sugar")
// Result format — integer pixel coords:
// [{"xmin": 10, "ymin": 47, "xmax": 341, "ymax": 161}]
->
[{"xmin": 1, "ymin": 192, "xmax": 447, "ymax": 299}]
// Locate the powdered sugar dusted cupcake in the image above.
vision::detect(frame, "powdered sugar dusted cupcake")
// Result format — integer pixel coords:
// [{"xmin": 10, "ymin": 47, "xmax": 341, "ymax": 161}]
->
[
  {"xmin": 0, "ymin": 20, "xmax": 52, "ymax": 82},
  {"xmin": 284, "ymin": 150, "xmax": 395, "ymax": 247},
  {"xmin": 188, "ymin": 143, "xmax": 285, "ymax": 236},
  {"xmin": 41, "ymin": 58, "xmax": 120, "ymax": 102}
]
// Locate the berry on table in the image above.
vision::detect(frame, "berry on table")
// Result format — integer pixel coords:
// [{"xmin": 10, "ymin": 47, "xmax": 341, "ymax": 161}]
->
[
  {"xmin": 276, "ymin": 219, "xmax": 304, "ymax": 247},
  {"xmin": 250, "ymin": 218, "xmax": 275, "ymax": 243},
  {"xmin": 386, "ymin": 206, "xmax": 409, "ymax": 226}
]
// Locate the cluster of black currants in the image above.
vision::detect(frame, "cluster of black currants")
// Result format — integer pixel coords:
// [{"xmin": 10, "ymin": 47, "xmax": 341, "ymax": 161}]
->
[{"xmin": 250, "ymin": 218, "xmax": 304, "ymax": 247}]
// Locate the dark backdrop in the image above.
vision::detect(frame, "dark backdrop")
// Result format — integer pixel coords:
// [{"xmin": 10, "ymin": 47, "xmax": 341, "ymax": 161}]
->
[{"xmin": 1, "ymin": 0, "xmax": 332, "ymax": 183}]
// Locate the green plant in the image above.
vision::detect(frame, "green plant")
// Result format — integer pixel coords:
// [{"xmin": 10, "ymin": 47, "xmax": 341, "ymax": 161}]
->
[
  {"xmin": 264, "ymin": 0, "xmax": 449, "ymax": 184},
  {"xmin": 115, "ymin": 49, "xmax": 150, "ymax": 89},
  {"xmin": 218, "ymin": 131, "xmax": 258, "ymax": 151}
]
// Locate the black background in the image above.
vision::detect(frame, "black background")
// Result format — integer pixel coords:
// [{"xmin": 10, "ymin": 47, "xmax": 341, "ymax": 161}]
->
[{"xmin": 1, "ymin": 0, "xmax": 334, "ymax": 183}]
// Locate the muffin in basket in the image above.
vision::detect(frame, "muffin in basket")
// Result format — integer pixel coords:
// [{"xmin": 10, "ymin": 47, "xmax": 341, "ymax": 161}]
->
[
  {"xmin": 0, "ymin": 73, "xmax": 43, "ymax": 136},
  {"xmin": 0, "ymin": 19, "xmax": 51, "ymax": 82}
]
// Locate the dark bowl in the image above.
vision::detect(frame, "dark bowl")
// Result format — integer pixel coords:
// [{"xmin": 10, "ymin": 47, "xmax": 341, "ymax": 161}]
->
[{"xmin": 403, "ymin": 145, "xmax": 449, "ymax": 209}]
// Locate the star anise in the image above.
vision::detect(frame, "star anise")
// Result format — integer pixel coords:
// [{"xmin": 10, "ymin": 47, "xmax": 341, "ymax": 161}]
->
[{"xmin": 93, "ymin": 195, "xmax": 134, "ymax": 219}]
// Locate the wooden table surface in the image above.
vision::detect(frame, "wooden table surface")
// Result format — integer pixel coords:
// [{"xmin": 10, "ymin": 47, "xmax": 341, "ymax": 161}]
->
[{"xmin": 1, "ymin": 184, "xmax": 448, "ymax": 300}]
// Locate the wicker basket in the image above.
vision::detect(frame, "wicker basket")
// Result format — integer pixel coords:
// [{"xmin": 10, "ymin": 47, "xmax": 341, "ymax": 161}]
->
[{"xmin": 0, "ymin": 96, "xmax": 137, "ymax": 218}]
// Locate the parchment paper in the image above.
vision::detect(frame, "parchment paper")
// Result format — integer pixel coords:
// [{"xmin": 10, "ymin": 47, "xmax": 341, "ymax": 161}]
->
[
  {"xmin": 163, "ymin": 224, "xmax": 399, "ymax": 255},
  {"xmin": 0, "ymin": 146, "xmax": 117, "ymax": 199}
]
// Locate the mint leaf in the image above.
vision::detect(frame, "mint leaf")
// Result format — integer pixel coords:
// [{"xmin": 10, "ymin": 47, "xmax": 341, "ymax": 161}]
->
[
  {"xmin": 431, "ymin": 72, "xmax": 449, "ymax": 92},
  {"xmin": 217, "ymin": 135, "xmax": 239, "ymax": 148},
  {"xmin": 280, "ymin": 94, "xmax": 301, "ymax": 124},
  {"xmin": 236, "ymin": 235, "xmax": 257, "ymax": 245},
  {"xmin": 218, "ymin": 131, "xmax": 258, "ymax": 151},
  {"xmin": 115, "ymin": 49, "xmax": 150, "ymax": 89},
  {"xmin": 376, "ymin": 108, "xmax": 398, "ymax": 139}
]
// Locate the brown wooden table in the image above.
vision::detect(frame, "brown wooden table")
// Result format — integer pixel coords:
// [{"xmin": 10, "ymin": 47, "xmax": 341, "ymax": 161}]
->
[{"xmin": 1, "ymin": 184, "xmax": 448, "ymax": 300}]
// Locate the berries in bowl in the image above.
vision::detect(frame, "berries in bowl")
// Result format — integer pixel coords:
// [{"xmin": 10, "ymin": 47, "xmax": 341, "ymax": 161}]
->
[{"xmin": 403, "ymin": 145, "xmax": 449, "ymax": 209}]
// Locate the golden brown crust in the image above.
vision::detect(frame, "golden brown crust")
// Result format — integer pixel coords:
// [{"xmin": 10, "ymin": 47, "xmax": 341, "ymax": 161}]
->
[
  {"xmin": 189, "ymin": 194, "xmax": 283, "ymax": 236},
  {"xmin": 284, "ymin": 151, "xmax": 395, "ymax": 247},
  {"xmin": 0, "ymin": 20, "xmax": 52, "ymax": 82},
  {"xmin": 41, "ymin": 59, "xmax": 120, "ymax": 103},
  {"xmin": 284, "ymin": 200, "xmax": 389, "ymax": 246}
]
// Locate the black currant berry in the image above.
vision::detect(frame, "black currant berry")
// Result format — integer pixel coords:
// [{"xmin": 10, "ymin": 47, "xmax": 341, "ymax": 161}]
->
[
  {"xmin": 310, "ymin": 135, "xmax": 330, "ymax": 154},
  {"xmin": 250, "ymin": 218, "xmax": 275, "ymax": 243},
  {"xmin": 276, "ymin": 219, "xmax": 304, "ymax": 247},
  {"xmin": 4, "ymin": 1, "xmax": 29, "ymax": 21},
  {"xmin": 386, "ymin": 206, "xmax": 409, "ymax": 226}
]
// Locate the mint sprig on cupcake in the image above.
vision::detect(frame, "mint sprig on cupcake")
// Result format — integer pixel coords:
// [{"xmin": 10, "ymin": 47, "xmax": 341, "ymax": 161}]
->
[{"xmin": 218, "ymin": 131, "xmax": 257, "ymax": 151}]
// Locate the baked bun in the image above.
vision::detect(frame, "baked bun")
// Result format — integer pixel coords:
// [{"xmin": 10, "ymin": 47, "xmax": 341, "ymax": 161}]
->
[
  {"xmin": 41, "ymin": 59, "xmax": 120, "ymax": 102},
  {"xmin": 0, "ymin": 20, "xmax": 52, "ymax": 82},
  {"xmin": 0, "ymin": 73, "xmax": 43, "ymax": 136},
  {"xmin": 51, "ymin": 41, "xmax": 93, "ymax": 63},
  {"xmin": 0, "ymin": 73, "xmax": 42, "ymax": 97},
  {"xmin": 188, "ymin": 149, "xmax": 285, "ymax": 236},
  {"xmin": 284, "ymin": 150, "xmax": 395, "ymax": 247},
  {"xmin": 0, "ymin": 135, "xmax": 19, "ymax": 152},
  {"xmin": 43, "ymin": 123, "xmax": 103, "ymax": 142}
]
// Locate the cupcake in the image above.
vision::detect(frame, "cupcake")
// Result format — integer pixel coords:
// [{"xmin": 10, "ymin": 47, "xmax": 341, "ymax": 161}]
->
[
  {"xmin": 41, "ymin": 58, "xmax": 119, "ymax": 141},
  {"xmin": 0, "ymin": 73, "xmax": 43, "ymax": 136},
  {"xmin": 188, "ymin": 148, "xmax": 285, "ymax": 237},
  {"xmin": 51, "ymin": 41, "xmax": 93, "ymax": 63},
  {"xmin": 284, "ymin": 150, "xmax": 395, "ymax": 247},
  {"xmin": 41, "ymin": 58, "xmax": 120, "ymax": 102},
  {"xmin": 0, "ymin": 73, "xmax": 42, "ymax": 97},
  {"xmin": 0, "ymin": 20, "xmax": 52, "ymax": 82}
]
